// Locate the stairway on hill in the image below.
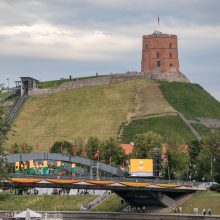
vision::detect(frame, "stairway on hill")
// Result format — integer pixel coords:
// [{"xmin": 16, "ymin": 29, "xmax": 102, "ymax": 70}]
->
[{"xmin": 83, "ymin": 191, "xmax": 111, "ymax": 211}]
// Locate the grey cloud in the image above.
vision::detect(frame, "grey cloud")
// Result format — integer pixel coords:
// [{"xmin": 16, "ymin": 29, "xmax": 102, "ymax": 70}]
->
[
  {"xmin": 1, "ymin": 0, "xmax": 220, "ymax": 27},
  {"xmin": 0, "ymin": 0, "xmax": 219, "ymax": 100}
]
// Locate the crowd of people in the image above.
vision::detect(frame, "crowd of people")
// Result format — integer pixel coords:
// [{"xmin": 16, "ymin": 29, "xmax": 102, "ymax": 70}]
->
[{"xmin": 174, "ymin": 206, "xmax": 212, "ymax": 216}]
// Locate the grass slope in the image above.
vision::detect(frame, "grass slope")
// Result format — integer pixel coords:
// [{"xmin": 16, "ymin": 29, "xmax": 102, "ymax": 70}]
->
[
  {"xmin": 0, "ymin": 194, "xmax": 96, "ymax": 211},
  {"xmin": 192, "ymin": 123, "xmax": 220, "ymax": 136},
  {"xmin": 160, "ymin": 82, "xmax": 220, "ymax": 120},
  {"xmin": 92, "ymin": 194, "xmax": 127, "ymax": 212},
  {"xmin": 121, "ymin": 115, "xmax": 196, "ymax": 144},
  {"xmin": 4, "ymin": 79, "xmax": 175, "ymax": 149},
  {"xmin": 0, "ymin": 92, "xmax": 11, "ymax": 100},
  {"xmin": 181, "ymin": 191, "xmax": 220, "ymax": 215}
]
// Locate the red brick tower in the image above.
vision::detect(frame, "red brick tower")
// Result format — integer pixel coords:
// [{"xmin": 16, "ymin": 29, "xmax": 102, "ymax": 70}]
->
[{"xmin": 141, "ymin": 30, "xmax": 179, "ymax": 73}]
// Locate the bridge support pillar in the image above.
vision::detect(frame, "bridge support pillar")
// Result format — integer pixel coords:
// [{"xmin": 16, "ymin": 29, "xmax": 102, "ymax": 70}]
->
[{"xmin": 151, "ymin": 192, "xmax": 176, "ymax": 207}]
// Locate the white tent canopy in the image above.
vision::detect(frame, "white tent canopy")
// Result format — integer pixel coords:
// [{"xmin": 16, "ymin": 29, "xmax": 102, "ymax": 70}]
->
[{"xmin": 14, "ymin": 209, "xmax": 42, "ymax": 219}]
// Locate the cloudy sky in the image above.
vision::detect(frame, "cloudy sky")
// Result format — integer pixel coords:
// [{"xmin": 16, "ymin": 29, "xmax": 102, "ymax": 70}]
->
[{"xmin": 0, "ymin": 0, "xmax": 219, "ymax": 100}]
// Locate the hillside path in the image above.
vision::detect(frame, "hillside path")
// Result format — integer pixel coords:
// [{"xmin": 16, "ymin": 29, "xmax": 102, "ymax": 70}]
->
[{"xmin": 178, "ymin": 113, "xmax": 201, "ymax": 141}]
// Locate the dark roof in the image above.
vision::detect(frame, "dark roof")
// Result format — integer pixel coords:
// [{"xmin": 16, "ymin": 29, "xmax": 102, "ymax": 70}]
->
[{"xmin": 20, "ymin": 77, "xmax": 39, "ymax": 82}]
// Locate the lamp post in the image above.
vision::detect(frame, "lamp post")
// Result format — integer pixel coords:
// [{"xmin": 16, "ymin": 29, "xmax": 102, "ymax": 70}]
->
[
  {"xmin": 210, "ymin": 142, "xmax": 219, "ymax": 182},
  {"xmin": 210, "ymin": 154, "xmax": 216, "ymax": 182},
  {"xmin": 97, "ymin": 153, "xmax": 100, "ymax": 180}
]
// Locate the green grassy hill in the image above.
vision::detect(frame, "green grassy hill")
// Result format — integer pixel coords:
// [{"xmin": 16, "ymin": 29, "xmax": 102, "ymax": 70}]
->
[
  {"xmin": 160, "ymin": 82, "xmax": 220, "ymax": 120},
  {"xmin": 2, "ymin": 79, "xmax": 220, "ymax": 149},
  {"xmin": 4, "ymin": 79, "xmax": 175, "ymax": 149},
  {"xmin": 121, "ymin": 115, "xmax": 196, "ymax": 144},
  {"xmin": 181, "ymin": 191, "xmax": 220, "ymax": 215}
]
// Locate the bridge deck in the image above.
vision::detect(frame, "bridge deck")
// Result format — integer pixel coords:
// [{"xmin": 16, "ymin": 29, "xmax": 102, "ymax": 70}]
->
[{"xmin": 1, "ymin": 178, "xmax": 203, "ymax": 192}]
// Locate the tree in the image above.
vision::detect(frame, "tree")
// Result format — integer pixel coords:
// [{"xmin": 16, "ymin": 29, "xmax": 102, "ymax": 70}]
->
[
  {"xmin": 50, "ymin": 140, "xmax": 72, "ymax": 155},
  {"xmin": 101, "ymin": 138, "xmax": 126, "ymax": 166},
  {"xmin": 132, "ymin": 131, "xmax": 162, "ymax": 158},
  {"xmin": 0, "ymin": 158, "xmax": 10, "ymax": 180},
  {"xmin": 166, "ymin": 146, "xmax": 189, "ymax": 180},
  {"xmin": 10, "ymin": 143, "xmax": 33, "ymax": 154},
  {"xmin": 85, "ymin": 136, "xmax": 101, "ymax": 159},
  {"xmin": 196, "ymin": 146, "xmax": 211, "ymax": 181},
  {"xmin": 188, "ymin": 140, "xmax": 201, "ymax": 162},
  {"xmin": 196, "ymin": 130, "xmax": 220, "ymax": 182}
]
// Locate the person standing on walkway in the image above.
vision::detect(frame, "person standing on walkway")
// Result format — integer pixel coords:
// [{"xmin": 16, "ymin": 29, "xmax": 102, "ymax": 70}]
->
[
  {"xmin": 202, "ymin": 208, "xmax": 206, "ymax": 216},
  {"xmin": 208, "ymin": 208, "xmax": 211, "ymax": 216},
  {"xmin": 195, "ymin": 207, "xmax": 198, "ymax": 215}
]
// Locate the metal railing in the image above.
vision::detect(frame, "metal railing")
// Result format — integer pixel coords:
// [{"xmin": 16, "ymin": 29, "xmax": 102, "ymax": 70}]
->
[{"xmin": 6, "ymin": 92, "xmax": 27, "ymax": 125}]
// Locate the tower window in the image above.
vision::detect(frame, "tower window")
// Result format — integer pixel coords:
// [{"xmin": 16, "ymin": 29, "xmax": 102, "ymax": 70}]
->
[
  {"xmin": 157, "ymin": 61, "xmax": 160, "ymax": 67},
  {"xmin": 169, "ymin": 43, "xmax": 172, "ymax": 48},
  {"xmin": 170, "ymin": 63, "xmax": 173, "ymax": 68},
  {"xmin": 146, "ymin": 44, "xmax": 148, "ymax": 49},
  {"xmin": 157, "ymin": 52, "xmax": 159, "ymax": 58},
  {"xmin": 169, "ymin": 53, "xmax": 172, "ymax": 58}
]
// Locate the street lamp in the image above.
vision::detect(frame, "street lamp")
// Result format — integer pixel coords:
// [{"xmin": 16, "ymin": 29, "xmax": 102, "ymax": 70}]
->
[
  {"xmin": 189, "ymin": 174, "xmax": 192, "ymax": 182},
  {"xmin": 211, "ymin": 154, "xmax": 216, "ymax": 182},
  {"xmin": 210, "ymin": 141, "xmax": 220, "ymax": 182}
]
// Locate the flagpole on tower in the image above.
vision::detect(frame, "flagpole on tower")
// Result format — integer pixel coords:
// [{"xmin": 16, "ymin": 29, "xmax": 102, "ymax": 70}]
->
[{"xmin": 158, "ymin": 16, "xmax": 160, "ymax": 26}]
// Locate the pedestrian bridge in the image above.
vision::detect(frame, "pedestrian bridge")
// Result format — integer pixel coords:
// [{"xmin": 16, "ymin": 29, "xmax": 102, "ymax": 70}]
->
[
  {"xmin": 4, "ymin": 153, "xmax": 124, "ymax": 177},
  {"xmin": 0, "ymin": 177, "xmax": 204, "ymax": 208}
]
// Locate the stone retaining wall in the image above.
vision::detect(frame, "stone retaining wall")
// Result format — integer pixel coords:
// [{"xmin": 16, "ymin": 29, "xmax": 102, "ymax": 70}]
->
[{"xmin": 29, "ymin": 71, "xmax": 189, "ymax": 97}]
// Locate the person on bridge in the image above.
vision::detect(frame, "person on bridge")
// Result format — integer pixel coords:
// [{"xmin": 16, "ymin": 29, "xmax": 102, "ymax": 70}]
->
[{"xmin": 202, "ymin": 208, "xmax": 206, "ymax": 216}]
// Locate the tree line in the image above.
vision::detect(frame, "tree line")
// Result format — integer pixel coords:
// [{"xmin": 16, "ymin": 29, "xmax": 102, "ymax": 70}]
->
[{"xmin": 0, "ymin": 130, "xmax": 220, "ymax": 182}]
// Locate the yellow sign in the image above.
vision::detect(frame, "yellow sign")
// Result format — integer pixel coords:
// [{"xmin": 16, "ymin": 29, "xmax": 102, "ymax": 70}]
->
[
  {"xmin": 43, "ymin": 160, "xmax": 48, "ymax": 167},
  {"xmin": 15, "ymin": 161, "xmax": 19, "ymax": 171},
  {"xmin": 29, "ymin": 160, "xmax": 34, "ymax": 168},
  {"xmin": 130, "ymin": 159, "xmax": 153, "ymax": 177}
]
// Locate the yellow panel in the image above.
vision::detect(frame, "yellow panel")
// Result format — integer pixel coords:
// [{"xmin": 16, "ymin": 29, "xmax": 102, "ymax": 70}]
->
[
  {"xmin": 130, "ymin": 159, "xmax": 153, "ymax": 173},
  {"xmin": 72, "ymin": 163, "xmax": 76, "ymax": 168},
  {"xmin": 29, "ymin": 160, "xmax": 34, "ymax": 168},
  {"xmin": 43, "ymin": 160, "xmax": 48, "ymax": 167},
  {"xmin": 15, "ymin": 161, "xmax": 19, "ymax": 171}
]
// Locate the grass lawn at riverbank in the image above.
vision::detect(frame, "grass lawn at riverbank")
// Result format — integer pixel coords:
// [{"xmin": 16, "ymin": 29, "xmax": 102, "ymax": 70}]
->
[
  {"xmin": 181, "ymin": 191, "xmax": 220, "ymax": 215},
  {"xmin": 0, "ymin": 194, "xmax": 96, "ymax": 211},
  {"xmin": 92, "ymin": 194, "xmax": 127, "ymax": 212}
]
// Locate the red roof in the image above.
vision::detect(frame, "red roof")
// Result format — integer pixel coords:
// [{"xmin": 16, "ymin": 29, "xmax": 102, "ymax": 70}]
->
[{"xmin": 119, "ymin": 144, "xmax": 133, "ymax": 155}]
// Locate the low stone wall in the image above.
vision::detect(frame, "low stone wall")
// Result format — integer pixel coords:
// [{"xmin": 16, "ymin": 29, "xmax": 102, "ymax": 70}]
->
[
  {"xmin": 29, "ymin": 71, "xmax": 189, "ymax": 97},
  {"xmin": 61, "ymin": 212, "xmax": 220, "ymax": 220}
]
